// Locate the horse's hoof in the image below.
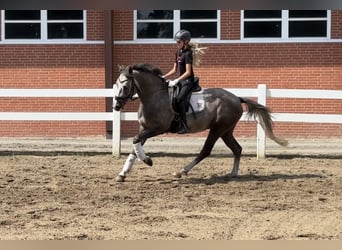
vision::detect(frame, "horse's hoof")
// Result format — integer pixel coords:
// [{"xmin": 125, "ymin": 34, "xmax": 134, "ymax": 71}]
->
[
  {"xmin": 173, "ymin": 172, "xmax": 182, "ymax": 178},
  {"xmin": 143, "ymin": 156, "xmax": 153, "ymax": 166},
  {"xmin": 115, "ymin": 175, "xmax": 126, "ymax": 182}
]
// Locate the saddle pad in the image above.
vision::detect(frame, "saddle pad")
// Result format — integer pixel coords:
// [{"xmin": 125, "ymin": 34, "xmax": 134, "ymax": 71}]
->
[{"xmin": 188, "ymin": 91, "xmax": 205, "ymax": 113}]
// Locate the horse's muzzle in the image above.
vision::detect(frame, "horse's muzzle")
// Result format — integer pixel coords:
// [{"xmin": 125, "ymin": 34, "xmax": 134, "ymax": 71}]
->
[
  {"xmin": 113, "ymin": 104, "xmax": 121, "ymax": 111},
  {"xmin": 113, "ymin": 96, "xmax": 125, "ymax": 111}
]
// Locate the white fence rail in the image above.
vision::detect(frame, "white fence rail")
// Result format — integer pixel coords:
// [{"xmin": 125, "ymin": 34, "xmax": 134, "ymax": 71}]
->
[
  {"xmin": 0, "ymin": 88, "xmax": 115, "ymax": 120},
  {"xmin": 1, "ymin": 85, "xmax": 341, "ymax": 158}
]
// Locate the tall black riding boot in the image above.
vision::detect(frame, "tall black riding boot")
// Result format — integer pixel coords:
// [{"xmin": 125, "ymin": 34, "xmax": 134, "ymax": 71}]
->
[{"xmin": 177, "ymin": 102, "xmax": 189, "ymax": 134}]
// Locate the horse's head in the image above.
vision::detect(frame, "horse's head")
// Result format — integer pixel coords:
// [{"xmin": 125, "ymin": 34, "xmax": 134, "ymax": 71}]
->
[
  {"xmin": 113, "ymin": 63, "xmax": 167, "ymax": 111},
  {"xmin": 113, "ymin": 65, "xmax": 136, "ymax": 111}
]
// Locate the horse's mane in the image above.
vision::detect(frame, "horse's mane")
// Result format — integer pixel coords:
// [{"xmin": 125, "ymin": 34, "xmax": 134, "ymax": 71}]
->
[{"xmin": 131, "ymin": 63, "xmax": 163, "ymax": 77}]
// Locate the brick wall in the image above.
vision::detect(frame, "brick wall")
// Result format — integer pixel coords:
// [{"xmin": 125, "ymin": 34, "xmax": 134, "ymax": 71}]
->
[
  {"xmin": 0, "ymin": 44, "xmax": 106, "ymax": 137},
  {"xmin": 113, "ymin": 10, "xmax": 134, "ymax": 41},
  {"xmin": 221, "ymin": 10, "xmax": 240, "ymax": 40},
  {"xmin": 331, "ymin": 11, "xmax": 342, "ymax": 39},
  {"xmin": 0, "ymin": 10, "xmax": 341, "ymax": 138},
  {"xmin": 113, "ymin": 42, "xmax": 342, "ymax": 138},
  {"xmin": 113, "ymin": 10, "xmax": 342, "ymax": 138},
  {"xmin": 87, "ymin": 10, "xmax": 105, "ymax": 40},
  {"xmin": 0, "ymin": 11, "xmax": 107, "ymax": 137}
]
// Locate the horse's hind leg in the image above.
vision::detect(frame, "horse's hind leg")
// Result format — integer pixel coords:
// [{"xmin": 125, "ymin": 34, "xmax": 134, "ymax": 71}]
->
[
  {"xmin": 174, "ymin": 130, "xmax": 220, "ymax": 178},
  {"xmin": 221, "ymin": 131, "xmax": 242, "ymax": 177}
]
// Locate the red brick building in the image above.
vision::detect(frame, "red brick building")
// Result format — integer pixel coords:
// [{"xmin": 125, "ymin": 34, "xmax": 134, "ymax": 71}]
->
[{"xmin": 0, "ymin": 10, "xmax": 341, "ymax": 138}]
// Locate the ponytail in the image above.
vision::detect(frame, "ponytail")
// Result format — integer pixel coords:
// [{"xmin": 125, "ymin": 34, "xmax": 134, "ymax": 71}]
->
[{"xmin": 189, "ymin": 42, "xmax": 208, "ymax": 67}]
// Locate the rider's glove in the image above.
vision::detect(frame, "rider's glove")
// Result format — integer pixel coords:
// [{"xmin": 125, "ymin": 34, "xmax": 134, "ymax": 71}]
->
[{"xmin": 169, "ymin": 79, "xmax": 179, "ymax": 87}]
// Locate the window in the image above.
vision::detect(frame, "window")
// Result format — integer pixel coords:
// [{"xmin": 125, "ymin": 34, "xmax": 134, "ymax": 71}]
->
[
  {"xmin": 136, "ymin": 10, "xmax": 173, "ymax": 39},
  {"xmin": 135, "ymin": 10, "xmax": 219, "ymax": 40},
  {"xmin": 288, "ymin": 10, "xmax": 327, "ymax": 37},
  {"xmin": 243, "ymin": 11, "xmax": 282, "ymax": 38},
  {"xmin": 242, "ymin": 10, "xmax": 329, "ymax": 39},
  {"xmin": 2, "ymin": 10, "xmax": 86, "ymax": 41},
  {"xmin": 4, "ymin": 10, "xmax": 41, "ymax": 39}
]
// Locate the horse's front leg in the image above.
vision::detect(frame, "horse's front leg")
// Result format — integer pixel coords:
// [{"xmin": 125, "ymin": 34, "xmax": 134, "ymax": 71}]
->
[
  {"xmin": 133, "ymin": 136, "xmax": 153, "ymax": 166},
  {"xmin": 115, "ymin": 152, "xmax": 137, "ymax": 182},
  {"xmin": 132, "ymin": 124, "xmax": 167, "ymax": 167},
  {"xmin": 116, "ymin": 126, "xmax": 165, "ymax": 182},
  {"xmin": 115, "ymin": 138, "xmax": 148, "ymax": 182}
]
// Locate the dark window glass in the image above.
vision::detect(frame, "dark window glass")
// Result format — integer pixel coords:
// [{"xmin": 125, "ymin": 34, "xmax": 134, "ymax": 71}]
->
[
  {"xmin": 5, "ymin": 23, "xmax": 41, "ymax": 39},
  {"xmin": 137, "ymin": 10, "xmax": 173, "ymax": 20},
  {"xmin": 5, "ymin": 10, "xmax": 40, "ymax": 20},
  {"xmin": 180, "ymin": 10, "xmax": 217, "ymax": 19},
  {"xmin": 48, "ymin": 23, "xmax": 84, "ymax": 39},
  {"xmin": 289, "ymin": 21, "xmax": 327, "ymax": 37},
  {"xmin": 47, "ymin": 10, "xmax": 83, "ymax": 20},
  {"xmin": 136, "ymin": 10, "xmax": 218, "ymax": 39},
  {"xmin": 244, "ymin": 10, "xmax": 281, "ymax": 18},
  {"xmin": 137, "ymin": 23, "xmax": 173, "ymax": 38},
  {"xmin": 244, "ymin": 21, "xmax": 281, "ymax": 38},
  {"xmin": 181, "ymin": 22, "xmax": 217, "ymax": 38},
  {"xmin": 289, "ymin": 10, "xmax": 327, "ymax": 18}
]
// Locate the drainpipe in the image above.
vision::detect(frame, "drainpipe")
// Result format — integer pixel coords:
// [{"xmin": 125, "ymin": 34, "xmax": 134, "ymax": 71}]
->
[{"xmin": 104, "ymin": 10, "xmax": 113, "ymax": 138}]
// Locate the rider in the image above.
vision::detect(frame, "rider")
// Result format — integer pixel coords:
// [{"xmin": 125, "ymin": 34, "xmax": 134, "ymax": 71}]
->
[{"xmin": 163, "ymin": 29, "xmax": 195, "ymax": 134}]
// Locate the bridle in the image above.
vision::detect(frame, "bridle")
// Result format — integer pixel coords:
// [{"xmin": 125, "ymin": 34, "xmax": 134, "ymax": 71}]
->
[
  {"xmin": 114, "ymin": 68, "xmax": 169, "ymax": 111},
  {"xmin": 115, "ymin": 73, "xmax": 137, "ymax": 104}
]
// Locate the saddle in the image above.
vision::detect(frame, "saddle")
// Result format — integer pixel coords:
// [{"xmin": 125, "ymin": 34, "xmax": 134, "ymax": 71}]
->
[
  {"xmin": 168, "ymin": 77, "xmax": 204, "ymax": 133},
  {"xmin": 170, "ymin": 77, "xmax": 201, "ymax": 112}
]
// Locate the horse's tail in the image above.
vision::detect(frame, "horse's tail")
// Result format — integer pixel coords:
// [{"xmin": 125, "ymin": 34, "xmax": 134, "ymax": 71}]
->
[{"xmin": 239, "ymin": 97, "xmax": 288, "ymax": 147}]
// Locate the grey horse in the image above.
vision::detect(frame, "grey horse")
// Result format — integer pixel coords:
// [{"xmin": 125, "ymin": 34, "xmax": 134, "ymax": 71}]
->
[{"xmin": 113, "ymin": 63, "xmax": 288, "ymax": 182}]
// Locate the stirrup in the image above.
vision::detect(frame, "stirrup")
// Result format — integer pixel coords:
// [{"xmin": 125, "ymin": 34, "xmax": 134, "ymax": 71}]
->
[{"xmin": 177, "ymin": 122, "xmax": 189, "ymax": 134}]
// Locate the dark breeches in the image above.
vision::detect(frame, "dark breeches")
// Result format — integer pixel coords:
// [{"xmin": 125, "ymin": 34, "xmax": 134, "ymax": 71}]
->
[{"xmin": 176, "ymin": 79, "xmax": 194, "ymax": 104}]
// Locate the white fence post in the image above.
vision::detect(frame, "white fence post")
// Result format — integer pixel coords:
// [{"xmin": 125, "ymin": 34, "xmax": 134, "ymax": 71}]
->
[
  {"xmin": 257, "ymin": 84, "xmax": 267, "ymax": 159},
  {"xmin": 112, "ymin": 84, "xmax": 121, "ymax": 157}
]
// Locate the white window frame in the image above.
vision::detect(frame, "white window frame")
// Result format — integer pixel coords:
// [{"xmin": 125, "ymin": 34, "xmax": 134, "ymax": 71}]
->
[
  {"xmin": 241, "ymin": 10, "xmax": 331, "ymax": 41},
  {"xmin": 1, "ymin": 10, "xmax": 87, "ymax": 43},
  {"xmin": 134, "ymin": 10, "xmax": 221, "ymax": 43}
]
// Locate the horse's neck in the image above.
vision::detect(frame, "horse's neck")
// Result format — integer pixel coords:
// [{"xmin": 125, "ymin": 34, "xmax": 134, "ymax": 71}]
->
[
  {"xmin": 136, "ymin": 77, "xmax": 172, "ymax": 117},
  {"xmin": 136, "ymin": 76, "xmax": 167, "ymax": 101}
]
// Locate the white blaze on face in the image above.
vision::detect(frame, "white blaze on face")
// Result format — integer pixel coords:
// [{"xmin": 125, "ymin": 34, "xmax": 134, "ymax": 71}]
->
[
  {"xmin": 113, "ymin": 73, "xmax": 129, "ymax": 109},
  {"xmin": 116, "ymin": 73, "xmax": 129, "ymax": 95}
]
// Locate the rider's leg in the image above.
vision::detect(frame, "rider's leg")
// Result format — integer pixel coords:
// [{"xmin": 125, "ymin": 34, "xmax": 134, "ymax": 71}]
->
[
  {"xmin": 176, "ymin": 80, "xmax": 193, "ymax": 134},
  {"xmin": 177, "ymin": 100, "xmax": 189, "ymax": 134}
]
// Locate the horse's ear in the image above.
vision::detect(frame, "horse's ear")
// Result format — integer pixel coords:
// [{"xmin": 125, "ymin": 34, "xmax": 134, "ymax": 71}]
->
[{"xmin": 118, "ymin": 64, "xmax": 125, "ymax": 72}]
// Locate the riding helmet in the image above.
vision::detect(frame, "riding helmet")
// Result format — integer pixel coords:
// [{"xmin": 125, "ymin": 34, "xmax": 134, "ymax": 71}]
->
[{"xmin": 174, "ymin": 29, "xmax": 191, "ymax": 42}]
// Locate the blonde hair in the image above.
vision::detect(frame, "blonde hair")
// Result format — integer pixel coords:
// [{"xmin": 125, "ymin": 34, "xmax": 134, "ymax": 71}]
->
[{"xmin": 189, "ymin": 42, "xmax": 208, "ymax": 67}]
